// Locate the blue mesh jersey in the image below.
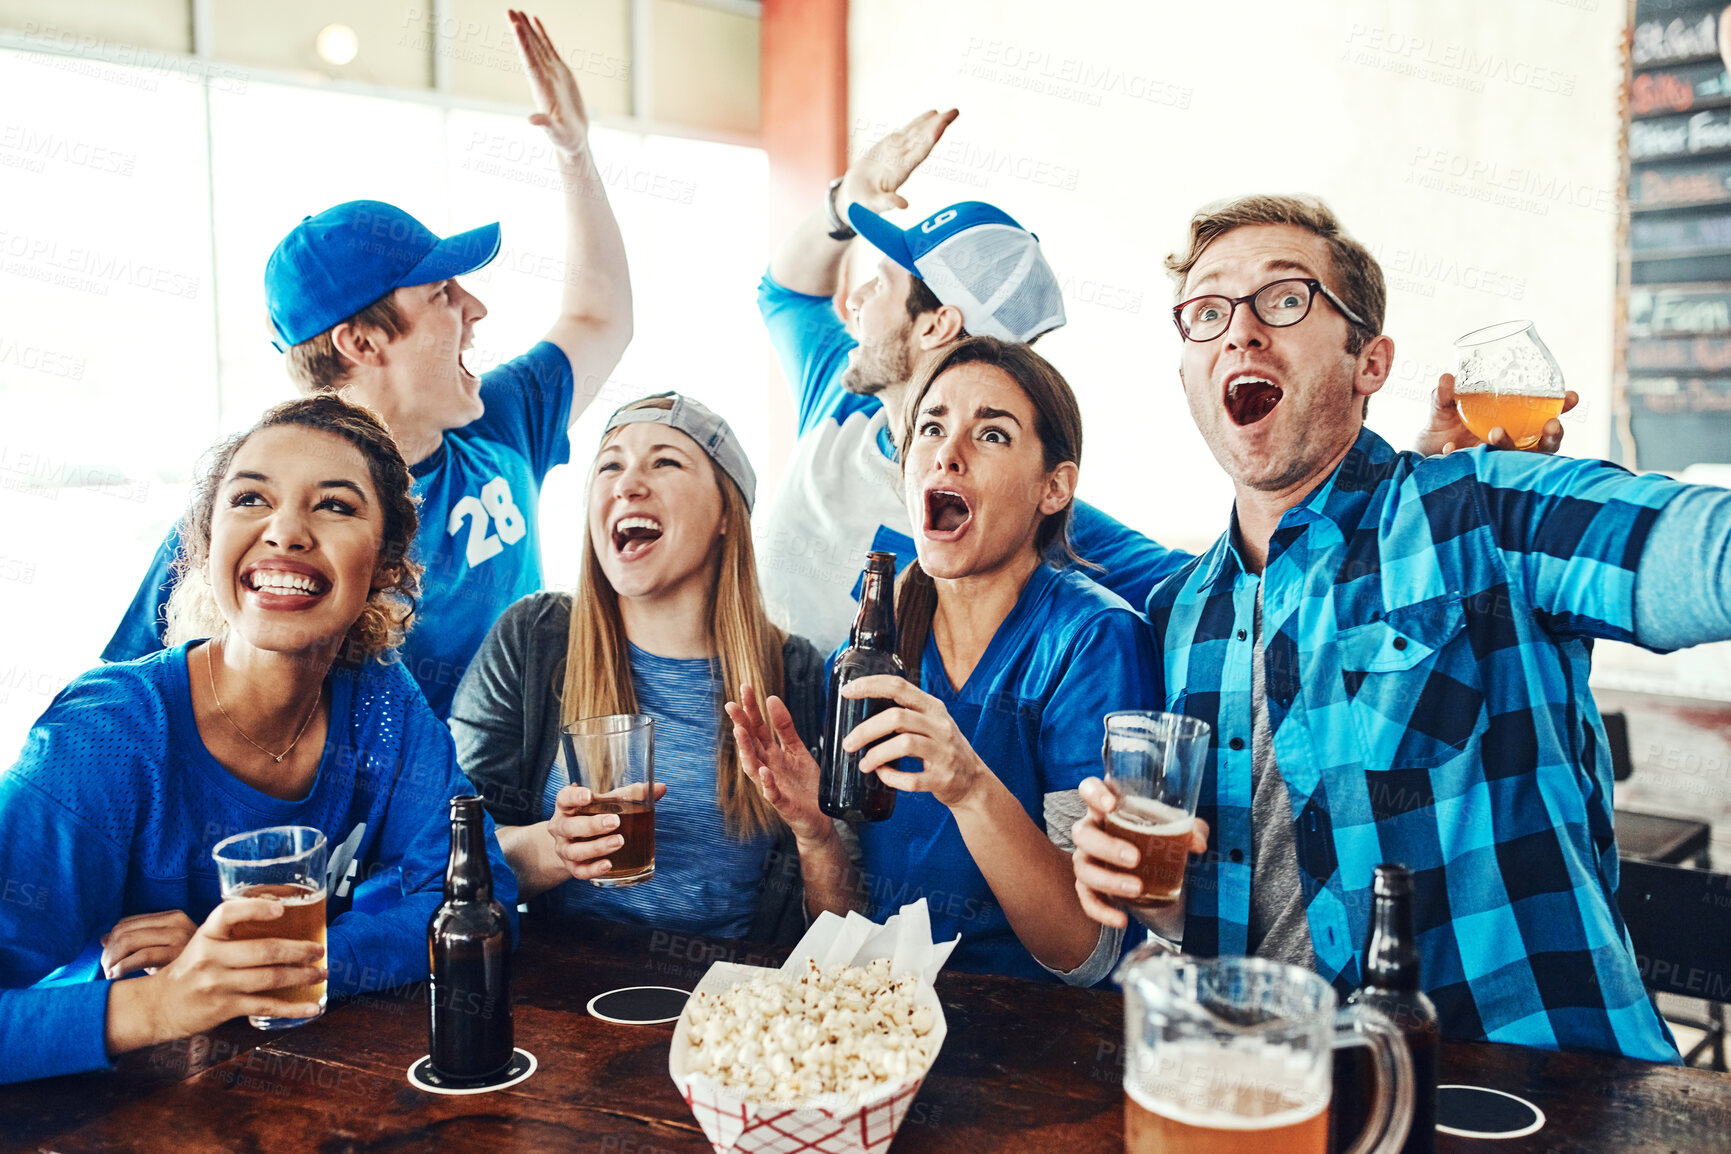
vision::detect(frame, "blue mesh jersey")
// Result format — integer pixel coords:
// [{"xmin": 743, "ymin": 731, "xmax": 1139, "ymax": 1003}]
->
[
  {"xmin": 753, "ymin": 272, "xmax": 1191, "ymax": 655},
  {"xmin": 1150, "ymin": 428, "xmax": 1690, "ymax": 1063},
  {"xmin": 854, "ymin": 564, "xmax": 1161, "ymax": 984},
  {"xmin": 102, "ymin": 342, "xmax": 575, "ymax": 719},
  {"xmin": 541, "ymin": 644, "xmax": 776, "ymax": 937},
  {"xmin": 0, "ymin": 643, "xmax": 516, "ymax": 1084}
]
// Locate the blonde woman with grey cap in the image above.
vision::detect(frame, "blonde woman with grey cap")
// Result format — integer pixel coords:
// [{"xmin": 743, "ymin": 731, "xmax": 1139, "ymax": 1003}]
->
[{"xmin": 450, "ymin": 393, "xmax": 859, "ymax": 941}]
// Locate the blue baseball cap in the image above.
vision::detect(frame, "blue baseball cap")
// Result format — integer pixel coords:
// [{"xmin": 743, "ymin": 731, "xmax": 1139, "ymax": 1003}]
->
[
  {"xmin": 846, "ymin": 200, "xmax": 1066, "ymax": 342},
  {"xmin": 264, "ymin": 200, "xmax": 501, "ymax": 351}
]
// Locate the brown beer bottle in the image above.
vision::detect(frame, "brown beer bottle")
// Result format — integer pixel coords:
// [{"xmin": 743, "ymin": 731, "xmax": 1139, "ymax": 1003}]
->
[
  {"xmin": 1341, "ymin": 864, "xmax": 1438, "ymax": 1154},
  {"xmin": 428, "ymin": 795, "xmax": 514, "ymax": 1083},
  {"xmin": 818, "ymin": 552, "xmax": 903, "ymax": 823}
]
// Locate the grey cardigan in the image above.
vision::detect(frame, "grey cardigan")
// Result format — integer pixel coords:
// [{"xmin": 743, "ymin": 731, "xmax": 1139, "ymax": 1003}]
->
[{"xmin": 448, "ymin": 591, "xmax": 827, "ymax": 946}]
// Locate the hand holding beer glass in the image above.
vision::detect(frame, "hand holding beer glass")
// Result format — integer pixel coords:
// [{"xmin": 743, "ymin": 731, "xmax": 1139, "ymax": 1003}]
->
[
  {"xmin": 1100, "ymin": 711, "xmax": 1210, "ymax": 909},
  {"xmin": 554, "ymin": 714, "xmax": 657, "ymax": 887},
  {"xmin": 1119, "ymin": 951, "xmax": 1415, "ymax": 1154},
  {"xmin": 210, "ymin": 825, "xmax": 329, "ymax": 1029},
  {"xmin": 1451, "ymin": 320, "xmax": 1567, "ymax": 450}
]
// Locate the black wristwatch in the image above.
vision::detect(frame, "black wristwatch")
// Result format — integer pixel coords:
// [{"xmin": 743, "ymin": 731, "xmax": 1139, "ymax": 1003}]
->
[{"xmin": 825, "ymin": 177, "xmax": 856, "ymax": 241}]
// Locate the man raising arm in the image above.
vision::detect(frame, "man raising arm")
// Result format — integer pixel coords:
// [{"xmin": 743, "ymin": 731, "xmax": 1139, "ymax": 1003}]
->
[{"xmin": 104, "ymin": 10, "xmax": 632, "ymax": 717}]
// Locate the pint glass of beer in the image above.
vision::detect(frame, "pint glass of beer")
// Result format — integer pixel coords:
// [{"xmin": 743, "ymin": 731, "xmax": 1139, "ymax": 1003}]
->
[
  {"xmin": 1452, "ymin": 319, "xmax": 1566, "ymax": 449},
  {"xmin": 1101, "ymin": 711, "xmax": 1210, "ymax": 909},
  {"xmin": 211, "ymin": 825, "xmax": 328, "ymax": 1029},
  {"xmin": 1117, "ymin": 951, "xmax": 1416, "ymax": 1154},
  {"xmin": 559, "ymin": 714, "xmax": 656, "ymax": 887}
]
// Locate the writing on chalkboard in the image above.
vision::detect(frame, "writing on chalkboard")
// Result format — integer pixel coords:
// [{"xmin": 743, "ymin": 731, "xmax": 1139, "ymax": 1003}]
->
[
  {"xmin": 1629, "ymin": 287, "xmax": 1731, "ymax": 336},
  {"xmin": 1630, "ymin": 109, "xmax": 1731, "ymax": 160},
  {"xmin": 1627, "ymin": 336, "xmax": 1731, "ymax": 373},
  {"xmin": 1628, "ymin": 376, "xmax": 1731, "ymax": 415},
  {"xmin": 1631, "ymin": 212, "xmax": 1731, "ymax": 256},
  {"xmin": 1632, "ymin": 62, "xmax": 1731, "ymax": 116},
  {"xmin": 1633, "ymin": 12, "xmax": 1718, "ymax": 67},
  {"xmin": 1630, "ymin": 160, "xmax": 1731, "ymax": 208}
]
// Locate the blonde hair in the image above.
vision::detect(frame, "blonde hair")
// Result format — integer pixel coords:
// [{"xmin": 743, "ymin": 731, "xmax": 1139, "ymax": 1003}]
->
[
  {"xmin": 560, "ymin": 395, "xmax": 784, "ymax": 841},
  {"xmin": 164, "ymin": 396, "xmax": 422, "ymax": 661}
]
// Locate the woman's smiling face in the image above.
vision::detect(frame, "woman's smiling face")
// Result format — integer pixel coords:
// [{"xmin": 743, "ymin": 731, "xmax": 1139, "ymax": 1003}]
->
[
  {"xmin": 587, "ymin": 423, "xmax": 725, "ymax": 602},
  {"xmin": 207, "ymin": 425, "xmax": 385, "ymax": 654}
]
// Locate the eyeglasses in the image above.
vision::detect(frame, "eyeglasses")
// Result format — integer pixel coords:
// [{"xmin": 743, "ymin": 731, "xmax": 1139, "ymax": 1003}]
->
[{"xmin": 1171, "ymin": 278, "xmax": 1370, "ymax": 343}]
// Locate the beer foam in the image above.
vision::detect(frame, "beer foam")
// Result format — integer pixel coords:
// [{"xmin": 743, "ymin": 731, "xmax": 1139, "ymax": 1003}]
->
[
  {"xmin": 1109, "ymin": 800, "xmax": 1192, "ymax": 836},
  {"xmin": 1125, "ymin": 1040, "xmax": 1327, "ymax": 1131}
]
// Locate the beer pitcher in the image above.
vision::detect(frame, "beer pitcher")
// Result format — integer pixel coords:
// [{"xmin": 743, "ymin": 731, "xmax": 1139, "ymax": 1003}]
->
[{"xmin": 1118, "ymin": 948, "xmax": 1414, "ymax": 1154}]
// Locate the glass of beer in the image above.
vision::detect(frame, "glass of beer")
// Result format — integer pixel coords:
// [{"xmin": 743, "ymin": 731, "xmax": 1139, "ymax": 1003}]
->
[
  {"xmin": 559, "ymin": 713, "xmax": 656, "ymax": 887},
  {"xmin": 1101, "ymin": 711, "xmax": 1210, "ymax": 909},
  {"xmin": 1452, "ymin": 320, "xmax": 1566, "ymax": 449},
  {"xmin": 211, "ymin": 825, "xmax": 328, "ymax": 1030},
  {"xmin": 1117, "ymin": 951, "xmax": 1415, "ymax": 1154}
]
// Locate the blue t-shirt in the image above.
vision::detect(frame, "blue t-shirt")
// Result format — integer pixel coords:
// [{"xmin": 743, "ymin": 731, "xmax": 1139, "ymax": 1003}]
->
[
  {"xmin": 0, "ymin": 644, "xmax": 516, "ymax": 1084},
  {"xmin": 542, "ymin": 644, "xmax": 775, "ymax": 937},
  {"xmin": 102, "ymin": 342, "xmax": 575, "ymax": 719},
  {"xmin": 852, "ymin": 565, "xmax": 1162, "ymax": 983}
]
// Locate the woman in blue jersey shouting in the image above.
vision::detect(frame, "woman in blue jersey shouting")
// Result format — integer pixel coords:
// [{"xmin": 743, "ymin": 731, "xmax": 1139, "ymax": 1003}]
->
[{"xmin": 731, "ymin": 337, "xmax": 1163, "ymax": 985}]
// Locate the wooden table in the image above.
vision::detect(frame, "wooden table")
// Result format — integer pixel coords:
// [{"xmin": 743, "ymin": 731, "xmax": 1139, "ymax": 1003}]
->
[{"xmin": 5, "ymin": 918, "xmax": 1730, "ymax": 1152}]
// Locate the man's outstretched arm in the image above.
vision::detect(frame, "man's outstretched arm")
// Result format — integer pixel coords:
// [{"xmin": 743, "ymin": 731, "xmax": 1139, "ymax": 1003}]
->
[
  {"xmin": 768, "ymin": 108, "xmax": 958, "ymax": 297},
  {"xmin": 510, "ymin": 9, "xmax": 632, "ymax": 422}
]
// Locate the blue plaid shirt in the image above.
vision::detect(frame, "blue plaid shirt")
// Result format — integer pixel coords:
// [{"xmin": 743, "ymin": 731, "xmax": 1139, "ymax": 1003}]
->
[{"xmin": 1150, "ymin": 428, "xmax": 1686, "ymax": 1063}]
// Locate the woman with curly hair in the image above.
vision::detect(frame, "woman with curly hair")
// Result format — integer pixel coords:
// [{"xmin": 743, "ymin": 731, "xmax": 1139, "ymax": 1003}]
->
[{"xmin": 0, "ymin": 395, "xmax": 514, "ymax": 1084}]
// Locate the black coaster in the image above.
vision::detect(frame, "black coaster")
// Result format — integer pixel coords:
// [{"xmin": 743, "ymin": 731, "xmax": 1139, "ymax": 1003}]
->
[
  {"xmin": 407, "ymin": 1048, "xmax": 536, "ymax": 1095},
  {"xmin": 586, "ymin": 985, "xmax": 690, "ymax": 1025},
  {"xmin": 1436, "ymin": 1084, "xmax": 1546, "ymax": 1139}
]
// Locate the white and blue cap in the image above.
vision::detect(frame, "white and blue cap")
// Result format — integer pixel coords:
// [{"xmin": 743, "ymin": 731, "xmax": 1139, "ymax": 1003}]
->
[
  {"xmin": 604, "ymin": 392, "xmax": 758, "ymax": 511},
  {"xmin": 846, "ymin": 200, "xmax": 1066, "ymax": 342}
]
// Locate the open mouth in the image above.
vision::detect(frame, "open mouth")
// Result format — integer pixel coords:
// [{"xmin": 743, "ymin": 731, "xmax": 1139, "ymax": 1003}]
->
[
  {"xmin": 1224, "ymin": 375, "xmax": 1283, "ymax": 427},
  {"xmin": 612, "ymin": 515, "xmax": 663, "ymax": 560},
  {"xmin": 924, "ymin": 488, "xmax": 973, "ymax": 538},
  {"xmin": 244, "ymin": 568, "xmax": 329, "ymax": 599}
]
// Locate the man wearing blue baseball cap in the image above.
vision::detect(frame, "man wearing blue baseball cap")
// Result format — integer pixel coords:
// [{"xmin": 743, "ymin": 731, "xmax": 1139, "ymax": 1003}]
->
[
  {"xmin": 754, "ymin": 111, "xmax": 1577, "ymax": 655},
  {"xmin": 102, "ymin": 11, "xmax": 632, "ymax": 719}
]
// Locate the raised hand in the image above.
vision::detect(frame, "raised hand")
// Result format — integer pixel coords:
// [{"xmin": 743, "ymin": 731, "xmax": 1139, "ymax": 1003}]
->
[
  {"xmin": 839, "ymin": 674, "xmax": 986, "ymax": 810},
  {"xmin": 106, "ymin": 897, "xmax": 326, "ymax": 1054},
  {"xmin": 510, "ymin": 9, "xmax": 589, "ymax": 159},
  {"xmin": 1070, "ymin": 777, "xmax": 1208, "ymax": 931},
  {"xmin": 548, "ymin": 781, "xmax": 668, "ymax": 881},
  {"xmin": 1417, "ymin": 371, "xmax": 1579, "ymax": 456},
  {"xmin": 837, "ymin": 109, "xmax": 961, "ymax": 216},
  {"xmin": 725, "ymin": 684, "xmax": 828, "ymax": 842},
  {"xmin": 101, "ymin": 910, "xmax": 197, "ymax": 978}
]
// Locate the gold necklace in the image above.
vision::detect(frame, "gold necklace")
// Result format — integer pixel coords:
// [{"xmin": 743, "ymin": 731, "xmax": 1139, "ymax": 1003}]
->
[{"xmin": 205, "ymin": 640, "xmax": 322, "ymax": 764}]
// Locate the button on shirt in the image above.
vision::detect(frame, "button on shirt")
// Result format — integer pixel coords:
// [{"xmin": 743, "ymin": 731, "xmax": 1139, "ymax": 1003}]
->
[{"xmin": 1149, "ymin": 428, "xmax": 1686, "ymax": 1062}]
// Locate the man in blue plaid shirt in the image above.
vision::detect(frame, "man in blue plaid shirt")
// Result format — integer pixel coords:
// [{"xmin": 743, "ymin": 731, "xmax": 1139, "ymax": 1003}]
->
[{"xmin": 1072, "ymin": 195, "xmax": 1731, "ymax": 1063}]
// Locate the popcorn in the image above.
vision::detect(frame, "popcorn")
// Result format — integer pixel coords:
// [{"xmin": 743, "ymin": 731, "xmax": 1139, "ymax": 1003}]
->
[{"xmin": 683, "ymin": 957, "xmax": 938, "ymax": 1105}]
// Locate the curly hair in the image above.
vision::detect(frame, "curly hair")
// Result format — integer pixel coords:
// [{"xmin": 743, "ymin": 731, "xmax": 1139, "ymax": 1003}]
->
[{"xmin": 164, "ymin": 395, "xmax": 422, "ymax": 661}]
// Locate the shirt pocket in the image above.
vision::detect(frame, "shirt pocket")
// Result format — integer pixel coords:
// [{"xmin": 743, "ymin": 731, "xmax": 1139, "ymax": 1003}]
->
[{"xmin": 1335, "ymin": 595, "xmax": 1484, "ymax": 771}]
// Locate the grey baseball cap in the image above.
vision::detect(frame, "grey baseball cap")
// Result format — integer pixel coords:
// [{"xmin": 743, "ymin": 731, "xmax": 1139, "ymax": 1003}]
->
[{"xmin": 603, "ymin": 392, "xmax": 758, "ymax": 511}]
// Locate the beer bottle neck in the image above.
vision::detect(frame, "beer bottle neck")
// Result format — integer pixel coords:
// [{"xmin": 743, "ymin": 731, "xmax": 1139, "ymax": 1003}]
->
[
  {"xmin": 1363, "ymin": 890, "xmax": 1420, "ymax": 993},
  {"xmin": 445, "ymin": 806, "xmax": 493, "ymax": 904},
  {"xmin": 849, "ymin": 568, "xmax": 896, "ymax": 652}
]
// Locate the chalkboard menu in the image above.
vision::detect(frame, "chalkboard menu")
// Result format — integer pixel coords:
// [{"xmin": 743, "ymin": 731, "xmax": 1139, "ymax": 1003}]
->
[{"xmin": 1622, "ymin": 0, "xmax": 1731, "ymax": 470}]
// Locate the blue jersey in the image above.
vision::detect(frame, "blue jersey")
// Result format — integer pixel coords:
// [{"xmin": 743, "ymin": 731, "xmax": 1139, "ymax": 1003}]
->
[
  {"xmin": 754, "ymin": 272, "xmax": 1191, "ymax": 654},
  {"xmin": 853, "ymin": 564, "xmax": 1161, "ymax": 984},
  {"xmin": 1152, "ymin": 428, "xmax": 1689, "ymax": 1062},
  {"xmin": 102, "ymin": 342, "xmax": 574, "ymax": 718},
  {"xmin": 0, "ymin": 644, "xmax": 515, "ymax": 1084}
]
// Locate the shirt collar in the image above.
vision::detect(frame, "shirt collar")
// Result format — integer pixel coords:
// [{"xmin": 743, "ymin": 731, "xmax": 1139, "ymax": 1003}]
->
[{"xmin": 1197, "ymin": 426, "xmax": 1394, "ymax": 584}]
